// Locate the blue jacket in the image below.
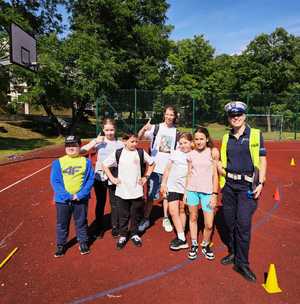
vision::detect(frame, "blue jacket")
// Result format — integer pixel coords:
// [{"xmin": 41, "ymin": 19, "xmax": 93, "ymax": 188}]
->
[{"xmin": 50, "ymin": 156, "xmax": 94, "ymax": 204}]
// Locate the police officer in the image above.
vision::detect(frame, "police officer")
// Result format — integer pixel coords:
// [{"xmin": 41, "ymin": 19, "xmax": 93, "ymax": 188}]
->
[{"xmin": 218, "ymin": 101, "xmax": 267, "ymax": 282}]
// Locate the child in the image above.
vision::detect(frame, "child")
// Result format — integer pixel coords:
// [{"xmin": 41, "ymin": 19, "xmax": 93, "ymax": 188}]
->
[
  {"xmin": 185, "ymin": 127, "xmax": 219, "ymax": 260},
  {"xmin": 102, "ymin": 133, "xmax": 155, "ymax": 250},
  {"xmin": 50, "ymin": 135, "xmax": 94, "ymax": 257},
  {"xmin": 137, "ymin": 106, "xmax": 180, "ymax": 233},
  {"xmin": 81, "ymin": 118, "xmax": 124, "ymax": 238},
  {"xmin": 160, "ymin": 133, "xmax": 193, "ymax": 250}
]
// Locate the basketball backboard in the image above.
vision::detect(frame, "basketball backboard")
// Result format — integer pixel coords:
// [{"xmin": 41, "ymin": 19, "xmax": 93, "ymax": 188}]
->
[{"xmin": 9, "ymin": 23, "xmax": 37, "ymax": 72}]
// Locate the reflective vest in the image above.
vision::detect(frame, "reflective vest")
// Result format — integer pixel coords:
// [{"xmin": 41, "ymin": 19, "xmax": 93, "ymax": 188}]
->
[
  {"xmin": 59, "ymin": 155, "xmax": 87, "ymax": 194},
  {"xmin": 220, "ymin": 128, "xmax": 260, "ymax": 188}
]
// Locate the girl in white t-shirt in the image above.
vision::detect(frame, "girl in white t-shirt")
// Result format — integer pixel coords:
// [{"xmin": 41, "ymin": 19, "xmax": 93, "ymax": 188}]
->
[
  {"xmin": 161, "ymin": 133, "xmax": 193, "ymax": 251},
  {"xmin": 137, "ymin": 105, "xmax": 179, "ymax": 234},
  {"xmin": 81, "ymin": 118, "xmax": 123, "ymax": 238}
]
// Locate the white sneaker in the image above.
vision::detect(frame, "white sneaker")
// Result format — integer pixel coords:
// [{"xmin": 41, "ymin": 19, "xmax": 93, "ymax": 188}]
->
[
  {"xmin": 138, "ymin": 218, "xmax": 150, "ymax": 232},
  {"xmin": 162, "ymin": 217, "xmax": 173, "ymax": 232}
]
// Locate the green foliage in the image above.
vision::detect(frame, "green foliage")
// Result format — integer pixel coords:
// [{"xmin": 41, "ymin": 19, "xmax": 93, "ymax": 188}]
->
[
  {"xmin": 69, "ymin": 0, "xmax": 172, "ymax": 89},
  {"xmin": 1, "ymin": 0, "xmax": 300, "ymax": 135}
]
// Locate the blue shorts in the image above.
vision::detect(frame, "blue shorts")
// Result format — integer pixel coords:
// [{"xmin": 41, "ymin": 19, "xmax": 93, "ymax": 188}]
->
[
  {"xmin": 147, "ymin": 172, "xmax": 163, "ymax": 201},
  {"xmin": 186, "ymin": 191, "xmax": 213, "ymax": 213}
]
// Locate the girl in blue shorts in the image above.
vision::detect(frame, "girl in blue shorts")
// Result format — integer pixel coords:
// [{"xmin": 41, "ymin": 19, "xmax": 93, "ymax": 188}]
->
[{"xmin": 185, "ymin": 127, "xmax": 219, "ymax": 260}]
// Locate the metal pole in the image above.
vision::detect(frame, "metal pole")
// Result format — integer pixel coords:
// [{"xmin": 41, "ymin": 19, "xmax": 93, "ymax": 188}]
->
[
  {"xmin": 192, "ymin": 99, "xmax": 195, "ymax": 132},
  {"xmin": 134, "ymin": 88, "xmax": 137, "ymax": 133},
  {"xmin": 279, "ymin": 115, "xmax": 283, "ymax": 141},
  {"xmin": 294, "ymin": 115, "xmax": 297, "ymax": 140},
  {"xmin": 95, "ymin": 97, "xmax": 100, "ymax": 136}
]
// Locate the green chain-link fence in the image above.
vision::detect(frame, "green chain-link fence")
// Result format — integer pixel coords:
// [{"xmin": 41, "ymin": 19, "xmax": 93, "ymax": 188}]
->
[{"xmin": 93, "ymin": 90, "xmax": 300, "ymax": 140}]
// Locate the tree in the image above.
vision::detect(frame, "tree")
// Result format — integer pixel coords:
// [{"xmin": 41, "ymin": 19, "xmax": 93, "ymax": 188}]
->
[
  {"xmin": 201, "ymin": 54, "xmax": 238, "ymax": 120},
  {"xmin": 163, "ymin": 35, "xmax": 215, "ymax": 123},
  {"xmin": 234, "ymin": 28, "xmax": 300, "ymax": 130},
  {"xmin": 68, "ymin": 0, "xmax": 172, "ymax": 90},
  {"xmin": 0, "ymin": 0, "xmax": 65, "ymax": 114}
]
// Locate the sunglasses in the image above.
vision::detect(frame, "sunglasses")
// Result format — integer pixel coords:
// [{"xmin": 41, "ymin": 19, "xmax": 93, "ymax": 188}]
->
[
  {"xmin": 65, "ymin": 143, "xmax": 80, "ymax": 148},
  {"xmin": 228, "ymin": 112, "xmax": 244, "ymax": 118}
]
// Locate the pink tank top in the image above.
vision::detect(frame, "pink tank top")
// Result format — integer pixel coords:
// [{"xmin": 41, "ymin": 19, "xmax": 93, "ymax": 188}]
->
[{"xmin": 187, "ymin": 148, "xmax": 213, "ymax": 193}]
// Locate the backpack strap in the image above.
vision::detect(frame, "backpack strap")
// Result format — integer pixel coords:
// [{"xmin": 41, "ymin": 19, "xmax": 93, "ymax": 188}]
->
[
  {"xmin": 115, "ymin": 148, "xmax": 123, "ymax": 165},
  {"xmin": 111, "ymin": 147, "xmax": 123, "ymax": 178},
  {"xmin": 137, "ymin": 148, "xmax": 145, "ymax": 176},
  {"xmin": 174, "ymin": 129, "xmax": 181, "ymax": 149},
  {"xmin": 151, "ymin": 124, "xmax": 160, "ymax": 149}
]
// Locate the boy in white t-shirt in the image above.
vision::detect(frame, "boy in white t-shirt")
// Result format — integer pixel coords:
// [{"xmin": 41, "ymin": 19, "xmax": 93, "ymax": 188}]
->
[
  {"xmin": 102, "ymin": 133, "xmax": 155, "ymax": 250},
  {"xmin": 137, "ymin": 105, "xmax": 179, "ymax": 233}
]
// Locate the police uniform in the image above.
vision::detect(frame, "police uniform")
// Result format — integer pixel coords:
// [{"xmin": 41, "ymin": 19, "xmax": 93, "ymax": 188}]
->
[
  {"xmin": 220, "ymin": 102, "xmax": 266, "ymax": 281},
  {"xmin": 50, "ymin": 136, "xmax": 94, "ymax": 255}
]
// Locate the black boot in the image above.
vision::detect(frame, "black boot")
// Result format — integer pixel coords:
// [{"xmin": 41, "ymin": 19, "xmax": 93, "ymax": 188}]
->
[
  {"xmin": 220, "ymin": 253, "xmax": 235, "ymax": 265},
  {"xmin": 233, "ymin": 265, "xmax": 256, "ymax": 282}
]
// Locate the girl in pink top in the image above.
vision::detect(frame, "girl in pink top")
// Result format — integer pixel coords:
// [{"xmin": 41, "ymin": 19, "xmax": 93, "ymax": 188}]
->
[{"xmin": 185, "ymin": 127, "xmax": 219, "ymax": 260}]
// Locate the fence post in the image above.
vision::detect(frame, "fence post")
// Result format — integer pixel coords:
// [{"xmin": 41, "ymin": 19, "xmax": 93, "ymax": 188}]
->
[
  {"xmin": 192, "ymin": 99, "xmax": 195, "ymax": 132},
  {"xmin": 279, "ymin": 115, "xmax": 283, "ymax": 141},
  {"xmin": 134, "ymin": 88, "xmax": 137, "ymax": 133},
  {"xmin": 246, "ymin": 94, "xmax": 250, "ymax": 112},
  {"xmin": 95, "ymin": 97, "xmax": 100, "ymax": 136}
]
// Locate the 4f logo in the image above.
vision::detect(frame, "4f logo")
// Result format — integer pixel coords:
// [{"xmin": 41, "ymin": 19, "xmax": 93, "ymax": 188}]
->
[{"xmin": 63, "ymin": 166, "xmax": 82, "ymax": 175}]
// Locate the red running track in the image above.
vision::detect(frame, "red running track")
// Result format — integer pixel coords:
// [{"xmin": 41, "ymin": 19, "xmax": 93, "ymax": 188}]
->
[{"xmin": 0, "ymin": 141, "xmax": 300, "ymax": 304}]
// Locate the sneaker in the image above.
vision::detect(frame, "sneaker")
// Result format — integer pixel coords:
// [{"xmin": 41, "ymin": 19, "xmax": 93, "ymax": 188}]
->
[
  {"xmin": 162, "ymin": 217, "xmax": 173, "ymax": 232},
  {"xmin": 202, "ymin": 245, "xmax": 215, "ymax": 260},
  {"xmin": 111, "ymin": 227, "xmax": 119, "ymax": 238},
  {"xmin": 169, "ymin": 238, "xmax": 189, "ymax": 251},
  {"xmin": 54, "ymin": 245, "xmax": 65, "ymax": 258},
  {"xmin": 188, "ymin": 245, "xmax": 199, "ymax": 260},
  {"xmin": 130, "ymin": 234, "xmax": 142, "ymax": 247},
  {"xmin": 79, "ymin": 243, "xmax": 90, "ymax": 255},
  {"xmin": 116, "ymin": 236, "xmax": 127, "ymax": 250},
  {"xmin": 138, "ymin": 218, "xmax": 150, "ymax": 232},
  {"xmin": 92, "ymin": 227, "xmax": 104, "ymax": 239}
]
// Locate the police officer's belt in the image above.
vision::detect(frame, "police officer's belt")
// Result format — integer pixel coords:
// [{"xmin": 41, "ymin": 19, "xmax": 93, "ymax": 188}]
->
[{"xmin": 226, "ymin": 172, "xmax": 254, "ymax": 183}]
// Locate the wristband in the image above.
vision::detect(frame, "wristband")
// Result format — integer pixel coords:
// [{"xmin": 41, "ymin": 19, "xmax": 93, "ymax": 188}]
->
[{"xmin": 213, "ymin": 192, "xmax": 218, "ymax": 195}]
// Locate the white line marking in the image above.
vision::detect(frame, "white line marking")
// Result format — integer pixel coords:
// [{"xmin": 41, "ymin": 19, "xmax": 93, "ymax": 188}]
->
[
  {"xmin": 0, "ymin": 221, "xmax": 24, "ymax": 248},
  {"xmin": 0, "ymin": 164, "xmax": 51, "ymax": 193}
]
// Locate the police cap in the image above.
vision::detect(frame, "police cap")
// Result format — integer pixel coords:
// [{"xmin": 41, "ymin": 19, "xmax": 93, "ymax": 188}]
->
[{"xmin": 224, "ymin": 101, "xmax": 247, "ymax": 115}]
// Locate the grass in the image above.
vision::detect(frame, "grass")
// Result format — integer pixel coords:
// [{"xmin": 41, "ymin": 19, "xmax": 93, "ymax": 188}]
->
[
  {"xmin": 0, "ymin": 121, "xmax": 65, "ymax": 159},
  {"xmin": 179, "ymin": 123, "xmax": 298, "ymax": 140},
  {"xmin": 0, "ymin": 118, "xmax": 298, "ymax": 161}
]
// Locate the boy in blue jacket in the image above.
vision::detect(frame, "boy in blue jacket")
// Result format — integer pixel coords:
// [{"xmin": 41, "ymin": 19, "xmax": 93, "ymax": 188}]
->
[{"xmin": 50, "ymin": 135, "xmax": 94, "ymax": 257}]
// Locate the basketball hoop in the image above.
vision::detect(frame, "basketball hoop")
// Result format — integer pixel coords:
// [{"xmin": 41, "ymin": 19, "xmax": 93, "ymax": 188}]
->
[{"xmin": 8, "ymin": 23, "xmax": 37, "ymax": 72}]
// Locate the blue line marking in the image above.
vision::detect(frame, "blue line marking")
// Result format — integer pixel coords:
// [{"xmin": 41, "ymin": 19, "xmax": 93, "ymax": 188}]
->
[{"xmin": 68, "ymin": 200, "xmax": 280, "ymax": 304}]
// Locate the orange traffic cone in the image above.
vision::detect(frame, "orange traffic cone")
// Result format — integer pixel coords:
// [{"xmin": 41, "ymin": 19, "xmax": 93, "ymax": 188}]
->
[
  {"xmin": 273, "ymin": 188, "xmax": 280, "ymax": 201},
  {"xmin": 262, "ymin": 264, "xmax": 282, "ymax": 294},
  {"xmin": 290, "ymin": 158, "xmax": 296, "ymax": 167}
]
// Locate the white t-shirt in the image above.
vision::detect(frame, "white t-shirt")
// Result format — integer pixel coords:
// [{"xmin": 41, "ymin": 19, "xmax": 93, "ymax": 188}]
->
[
  {"xmin": 103, "ymin": 148, "xmax": 154, "ymax": 200},
  {"xmin": 94, "ymin": 139, "xmax": 124, "ymax": 181},
  {"xmin": 145, "ymin": 123, "xmax": 177, "ymax": 174},
  {"xmin": 167, "ymin": 150, "xmax": 188, "ymax": 194}
]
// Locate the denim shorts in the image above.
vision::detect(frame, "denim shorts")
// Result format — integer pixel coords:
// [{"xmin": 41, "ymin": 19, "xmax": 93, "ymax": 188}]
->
[
  {"xmin": 147, "ymin": 172, "xmax": 163, "ymax": 200},
  {"xmin": 186, "ymin": 191, "xmax": 213, "ymax": 213}
]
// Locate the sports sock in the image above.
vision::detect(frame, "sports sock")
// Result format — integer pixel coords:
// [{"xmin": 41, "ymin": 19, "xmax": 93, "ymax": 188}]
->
[
  {"xmin": 192, "ymin": 239, "xmax": 198, "ymax": 246},
  {"xmin": 177, "ymin": 232, "xmax": 185, "ymax": 241},
  {"xmin": 201, "ymin": 240, "xmax": 209, "ymax": 247}
]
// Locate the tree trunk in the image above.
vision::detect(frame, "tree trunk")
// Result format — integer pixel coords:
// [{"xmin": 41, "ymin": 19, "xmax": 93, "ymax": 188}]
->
[
  {"xmin": 41, "ymin": 95, "xmax": 66, "ymax": 135},
  {"xmin": 69, "ymin": 100, "xmax": 86, "ymax": 134}
]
